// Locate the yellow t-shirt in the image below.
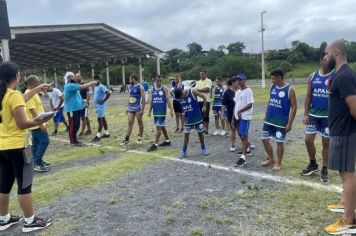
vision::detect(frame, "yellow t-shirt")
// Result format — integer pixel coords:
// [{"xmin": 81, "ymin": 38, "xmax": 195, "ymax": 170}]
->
[
  {"xmin": 25, "ymin": 89, "xmax": 45, "ymax": 130},
  {"xmin": 0, "ymin": 89, "xmax": 27, "ymax": 150},
  {"xmin": 195, "ymin": 78, "xmax": 212, "ymax": 102}
]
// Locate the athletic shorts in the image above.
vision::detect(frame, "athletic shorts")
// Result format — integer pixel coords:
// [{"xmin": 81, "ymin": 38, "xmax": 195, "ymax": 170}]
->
[
  {"xmin": 173, "ymin": 100, "xmax": 182, "ymax": 113},
  {"xmin": 154, "ymin": 116, "xmax": 166, "ymax": 127},
  {"xmin": 95, "ymin": 105, "xmax": 107, "ymax": 118},
  {"xmin": 0, "ymin": 148, "xmax": 33, "ymax": 195},
  {"xmin": 261, "ymin": 123, "xmax": 286, "ymax": 142},
  {"xmin": 198, "ymin": 102, "xmax": 210, "ymax": 123},
  {"xmin": 213, "ymin": 106, "xmax": 222, "ymax": 116},
  {"xmin": 53, "ymin": 107, "xmax": 64, "ymax": 123},
  {"xmin": 235, "ymin": 119, "xmax": 250, "ymax": 136},
  {"xmin": 224, "ymin": 110, "xmax": 229, "ymax": 120},
  {"xmin": 80, "ymin": 107, "xmax": 89, "ymax": 118},
  {"xmin": 328, "ymin": 132, "xmax": 356, "ymax": 172},
  {"xmin": 305, "ymin": 116, "xmax": 329, "ymax": 138},
  {"xmin": 184, "ymin": 122, "xmax": 205, "ymax": 134}
]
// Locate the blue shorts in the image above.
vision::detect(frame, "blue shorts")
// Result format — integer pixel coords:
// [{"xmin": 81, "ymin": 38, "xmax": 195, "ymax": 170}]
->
[
  {"xmin": 305, "ymin": 116, "xmax": 329, "ymax": 138},
  {"xmin": 95, "ymin": 105, "xmax": 107, "ymax": 118},
  {"xmin": 53, "ymin": 107, "xmax": 64, "ymax": 123},
  {"xmin": 154, "ymin": 116, "xmax": 166, "ymax": 127},
  {"xmin": 184, "ymin": 122, "xmax": 205, "ymax": 133},
  {"xmin": 213, "ymin": 106, "xmax": 222, "ymax": 116},
  {"xmin": 235, "ymin": 119, "xmax": 250, "ymax": 136},
  {"xmin": 261, "ymin": 123, "xmax": 286, "ymax": 142}
]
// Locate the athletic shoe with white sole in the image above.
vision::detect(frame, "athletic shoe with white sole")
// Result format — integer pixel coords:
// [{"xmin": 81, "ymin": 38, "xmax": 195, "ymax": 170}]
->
[
  {"xmin": 179, "ymin": 151, "xmax": 187, "ymax": 159},
  {"xmin": 234, "ymin": 157, "xmax": 246, "ymax": 167},
  {"xmin": 320, "ymin": 167, "xmax": 330, "ymax": 182},
  {"xmin": 325, "ymin": 218, "xmax": 356, "ymax": 235},
  {"xmin": 120, "ymin": 139, "xmax": 130, "ymax": 145},
  {"xmin": 220, "ymin": 130, "xmax": 226, "ymax": 137},
  {"xmin": 230, "ymin": 145, "xmax": 236, "ymax": 152},
  {"xmin": 158, "ymin": 140, "xmax": 171, "ymax": 147},
  {"xmin": 201, "ymin": 148, "xmax": 209, "ymax": 156},
  {"xmin": 300, "ymin": 163, "xmax": 320, "ymax": 176},
  {"xmin": 0, "ymin": 215, "xmax": 22, "ymax": 231},
  {"xmin": 22, "ymin": 215, "xmax": 52, "ymax": 233},
  {"xmin": 212, "ymin": 130, "xmax": 220, "ymax": 136},
  {"xmin": 248, "ymin": 143, "xmax": 256, "ymax": 149}
]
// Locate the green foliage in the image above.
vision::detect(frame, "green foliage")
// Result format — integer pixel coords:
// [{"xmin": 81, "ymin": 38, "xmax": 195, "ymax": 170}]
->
[
  {"xmin": 226, "ymin": 41, "xmax": 245, "ymax": 55},
  {"xmin": 187, "ymin": 42, "xmax": 203, "ymax": 56},
  {"xmin": 350, "ymin": 62, "xmax": 356, "ymax": 71},
  {"xmin": 268, "ymin": 60, "xmax": 293, "ymax": 73}
]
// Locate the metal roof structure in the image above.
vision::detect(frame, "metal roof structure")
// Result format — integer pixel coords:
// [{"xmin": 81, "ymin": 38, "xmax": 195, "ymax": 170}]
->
[{"xmin": 9, "ymin": 23, "xmax": 163, "ymax": 70}]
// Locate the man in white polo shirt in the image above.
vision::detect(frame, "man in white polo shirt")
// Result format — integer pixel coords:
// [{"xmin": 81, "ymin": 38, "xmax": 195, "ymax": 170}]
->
[
  {"xmin": 47, "ymin": 87, "xmax": 69, "ymax": 136},
  {"xmin": 195, "ymin": 68, "xmax": 212, "ymax": 135}
]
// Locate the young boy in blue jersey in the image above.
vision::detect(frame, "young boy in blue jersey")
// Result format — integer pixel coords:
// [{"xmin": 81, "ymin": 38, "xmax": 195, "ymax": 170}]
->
[
  {"xmin": 121, "ymin": 75, "xmax": 146, "ymax": 145},
  {"xmin": 301, "ymin": 56, "xmax": 333, "ymax": 182},
  {"xmin": 212, "ymin": 77, "xmax": 226, "ymax": 136},
  {"xmin": 261, "ymin": 68, "xmax": 297, "ymax": 171},
  {"xmin": 147, "ymin": 75, "xmax": 174, "ymax": 151},
  {"xmin": 174, "ymin": 87, "xmax": 209, "ymax": 158},
  {"xmin": 91, "ymin": 75, "xmax": 111, "ymax": 142}
]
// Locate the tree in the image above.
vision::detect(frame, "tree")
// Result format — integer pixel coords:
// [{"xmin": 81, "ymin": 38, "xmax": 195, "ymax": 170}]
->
[
  {"xmin": 226, "ymin": 42, "xmax": 245, "ymax": 55},
  {"xmin": 187, "ymin": 42, "xmax": 203, "ymax": 56}
]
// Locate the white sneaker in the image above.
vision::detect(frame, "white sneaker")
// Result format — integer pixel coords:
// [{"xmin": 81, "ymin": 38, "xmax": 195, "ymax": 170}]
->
[
  {"xmin": 137, "ymin": 139, "xmax": 143, "ymax": 144},
  {"xmin": 249, "ymin": 143, "xmax": 256, "ymax": 149},
  {"xmin": 230, "ymin": 145, "xmax": 236, "ymax": 152},
  {"xmin": 220, "ymin": 130, "xmax": 226, "ymax": 136},
  {"xmin": 212, "ymin": 130, "xmax": 220, "ymax": 136}
]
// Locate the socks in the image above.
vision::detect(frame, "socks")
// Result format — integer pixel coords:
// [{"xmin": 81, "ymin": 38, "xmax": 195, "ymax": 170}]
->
[
  {"xmin": 0, "ymin": 213, "xmax": 10, "ymax": 222},
  {"xmin": 25, "ymin": 215, "xmax": 35, "ymax": 224},
  {"xmin": 201, "ymin": 144, "xmax": 206, "ymax": 150},
  {"xmin": 240, "ymin": 155, "xmax": 246, "ymax": 160},
  {"xmin": 310, "ymin": 160, "xmax": 317, "ymax": 166},
  {"xmin": 154, "ymin": 143, "xmax": 158, "ymax": 147},
  {"xmin": 104, "ymin": 130, "xmax": 110, "ymax": 135},
  {"xmin": 125, "ymin": 135, "xmax": 129, "ymax": 141},
  {"xmin": 183, "ymin": 145, "xmax": 188, "ymax": 153}
]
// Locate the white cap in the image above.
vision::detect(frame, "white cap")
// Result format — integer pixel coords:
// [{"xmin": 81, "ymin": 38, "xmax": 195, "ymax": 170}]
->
[{"xmin": 64, "ymin": 72, "xmax": 75, "ymax": 84}]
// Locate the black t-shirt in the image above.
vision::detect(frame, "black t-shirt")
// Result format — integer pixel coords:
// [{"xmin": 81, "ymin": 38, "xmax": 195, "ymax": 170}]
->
[
  {"xmin": 222, "ymin": 89, "xmax": 235, "ymax": 118},
  {"xmin": 79, "ymin": 82, "xmax": 88, "ymax": 99},
  {"xmin": 328, "ymin": 64, "xmax": 356, "ymax": 136}
]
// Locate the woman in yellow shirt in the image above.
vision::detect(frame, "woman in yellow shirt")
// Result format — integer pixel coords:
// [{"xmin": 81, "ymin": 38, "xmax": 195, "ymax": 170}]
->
[{"xmin": 0, "ymin": 62, "xmax": 53, "ymax": 233}]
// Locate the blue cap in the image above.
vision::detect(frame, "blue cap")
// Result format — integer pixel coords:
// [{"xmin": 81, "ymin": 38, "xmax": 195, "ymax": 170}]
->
[{"xmin": 235, "ymin": 73, "xmax": 247, "ymax": 80}]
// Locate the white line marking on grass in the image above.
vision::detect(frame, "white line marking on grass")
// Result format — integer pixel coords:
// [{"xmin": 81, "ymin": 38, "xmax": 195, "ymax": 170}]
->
[
  {"xmin": 51, "ymin": 137, "xmax": 113, "ymax": 149},
  {"xmin": 51, "ymin": 138, "xmax": 343, "ymax": 193}
]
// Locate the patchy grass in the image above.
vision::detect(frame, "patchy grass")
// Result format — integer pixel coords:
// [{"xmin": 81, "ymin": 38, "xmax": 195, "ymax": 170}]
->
[
  {"xmin": 37, "ymin": 218, "xmax": 78, "ymax": 236},
  {"xmin": 287, "ymin": 62, "xmax": 320, "ymax": 78},
  {"xmin": 190, "ymin": 228, "xmax": 203, "ymax": 236}
]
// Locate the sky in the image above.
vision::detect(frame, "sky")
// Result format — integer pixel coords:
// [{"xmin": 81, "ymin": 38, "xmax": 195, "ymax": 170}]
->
[{"xmin": 7, "ymin": 0, "xmax": 356, "ymax": 53}]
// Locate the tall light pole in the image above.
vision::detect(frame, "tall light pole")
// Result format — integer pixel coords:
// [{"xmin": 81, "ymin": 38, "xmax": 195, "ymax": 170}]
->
[{"xmin": 260, "ymin": 10, "xmax": 267, "ymax": 88}]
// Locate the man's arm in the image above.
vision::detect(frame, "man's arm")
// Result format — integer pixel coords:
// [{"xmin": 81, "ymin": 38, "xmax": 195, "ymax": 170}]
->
[
  {"xmin": 345, "ymin": 95, "xmax": 356, "ymax": 119},
  {"xmin": 99, "ymin": 90, "xmax": 111, "ymax": 105},
  {"xmin": 286, "ymin": 88, "xmax": 297, "ymax": 132},
  {"xmin": 23, "ymin": 84, "xmax": 50, "ymax": 102},
  {"xmin": 303, "ymin": 73, "xmax": 313, "ymax": 125},
  {"xmin": 49, "ymin": 99, "xmax": 54, "ymax": 111},
  {"xmin": 57, "ymin": 96, "xmax": 64, "ymax": 110},
  {"xmin": 192, "ymin": 88, "xmax": 207, "ymax": 111},
  {"xmin": 80, "ymin": 81, "xmax": 97, "ymax": 90},
  {"xmin": 140, "ymin": 85, "xmax": 146, "ymax": 112}
]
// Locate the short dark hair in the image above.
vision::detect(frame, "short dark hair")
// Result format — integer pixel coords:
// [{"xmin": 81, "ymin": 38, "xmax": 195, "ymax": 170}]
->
[
  {"xmin": 173, "ymin": 87, "xmax": 183, "ymax": 99},
  {"xmin": 93, "ymin": 74, "xmax": 101, "ymax": 80},
  {"xmin": 199, "ymin": 68, "xmax": 207, "ymax": 74},
  {"xmin": 131, "ymin": 74, "xmax": 139, "ymax": 81},
  {"xmin": 271, "ymin": 68, "xmax": 284, "ymax": 79},
  {"xmin": 156, "ymin": 74, "xmax": 162, "ymax": 79},
  {"xmin": 215, "ymin": 76, "xmax": 222, "ymax": 81},
  {"xmin": 227, "ymin": 78, "xmax": 236, "ymax": 86}
]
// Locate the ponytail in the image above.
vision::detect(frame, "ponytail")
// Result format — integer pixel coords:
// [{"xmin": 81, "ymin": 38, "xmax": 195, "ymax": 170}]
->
[{"xmin": 0, "ymin": 80, "xmax": 7, "ymax": 123}]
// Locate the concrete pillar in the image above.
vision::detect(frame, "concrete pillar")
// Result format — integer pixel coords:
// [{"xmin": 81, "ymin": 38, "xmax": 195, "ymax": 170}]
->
[
  {"xmin": 156, "ymin": 55, "xmax": 160, "ymax": 75},
  {"xmin": 91, "ymin": 63, "xmax": 95, "ymax": 79},
  {"xmin": 43, "ymin": 69, "xmax": 47, "ymax": 84},
  {"xmin": 106, "ymin": 61, "xmax": 110, "ymax": 87},
  {"xmin": 54, "ymin": 68, "xmax": 58, "ymax": 88},
  {"xmin": 0, "ymin": 39, "xmax": 10, "ymax": 62},
  {"xmin": 122, "ymin": 65, "xmax": 125, "ymax": 85},
  {"xmin": 77, "ymin": 64, "xmax": 81, "ymax": 74},
  {"xmin": 139, "ymin": 57, "xmax": 143, "ymax": 84}
]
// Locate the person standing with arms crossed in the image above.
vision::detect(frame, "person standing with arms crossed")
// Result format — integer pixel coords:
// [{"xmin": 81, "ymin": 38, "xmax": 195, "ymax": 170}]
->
[
  {"xmin": 261, "ymin": 68, "xmax": 297, "ymax": 171},
  {"xmin": 0, "ymin": 62, "xmax": 53, "ymax": 233},
  {"xmin": 212, "ymin": 77, "xmax": 226, "ymax": 136},
  {"xmin": 195, "ymin": 69, "xmax": 212, "ymax": 135},
  {"xmin": 301, "ymin": 56, "xmax": 333, "ymax": 182},
  {"xmin": 77, "ymin": 73, "xmax": 92, "ymax": 136},
  {"xmin": 324, "ymin": 40, "xmax": 356, "ymax": 235},
  {"xmin": 47, "ymin": 86, "xmax": 69, "ymax": 136}
]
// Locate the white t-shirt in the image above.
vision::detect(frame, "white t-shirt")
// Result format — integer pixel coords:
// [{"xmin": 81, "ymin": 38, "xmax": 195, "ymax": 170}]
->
[
  {"xmin": 234, "ymin": 87, "xmax": 254, "ymax": 120},
  {"xmin": 49, "ymin": 88, "xmax": 64, "ymax": 108}
]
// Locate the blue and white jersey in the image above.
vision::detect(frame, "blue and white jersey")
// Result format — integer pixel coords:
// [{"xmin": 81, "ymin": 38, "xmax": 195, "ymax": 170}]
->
[
  {"xmin": 309, "ymin": 70, "xmax": 333, "ymax": 118},
  {"xmin": 213, "ymin": 86, "xmax": 224, "ymax": 107},
  {"xmin": 152, "ymin": 86, "xmax": 167, "ymax": 117},
  {"xmin": 179, "ymin": 89, "xmax": 203, "ymax": 125},
  {"xmin": 127, "ymin": 84, "xmax": 142, "ymax": 112},
  {"xmin": 264, "ymin": 84, "xmax": 291, "ymax": 128}
]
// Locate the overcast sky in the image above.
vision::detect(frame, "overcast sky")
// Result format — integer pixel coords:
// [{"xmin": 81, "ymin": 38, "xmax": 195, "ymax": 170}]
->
[{"xmin": 7, "ymin": 0, "xmax": 356, "ymax": 52}]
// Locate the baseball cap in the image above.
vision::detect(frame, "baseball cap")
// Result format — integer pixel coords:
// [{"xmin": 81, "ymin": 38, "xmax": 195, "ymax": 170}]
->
[{"xmin": 235, "ymin": 73, "xmax": 247, "ymax": 80}]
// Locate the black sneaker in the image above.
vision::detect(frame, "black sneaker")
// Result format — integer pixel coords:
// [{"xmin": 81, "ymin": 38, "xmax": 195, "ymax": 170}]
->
[
  {"xmin": 320, "ymin": 167, "xmax": 330, "ymax": 182},
  {"xmin": 102, "ymin": 134, "xmax": 110, "ymax": 138},
  {"xmin": 0, "ymin": 214, "xmax": 22, "ymax": 231},
  {"xmin": 22, "ymin": 215, "xmax": 52, "ymax": 233},
  {"xmin": 51, "ymin": 131, "xmax": 57, "ymax": 136},
  {"xmin": 34, "ymin": 164, "xmax": 48, "ymax": 172},
  {"xmin": 120, "ymin": 139, "xmax": 129, "ymax": 146},
  {"xmin": 174, "ymin": 128, "xmax": 179, "ymax": 133},
  {"xmin": 42, "ymin": 161, "xmax": 51, "ymax": 167},
  {"xmin": 91, "ymin": 136, "xmax": 101, "ymax": 142},
  {"xmin": 300, "ymin": 163, "xmax": 319, "ymax": 176},
  {"xmin": 234, "ymin": 158, "xmax": 246, "ymax": 167},
  {"xmin": 158, "ymin": 140, "xmax": 171, "ymax": 147},
  {"xmin": 147, "ymin": 144, "xmax": 158, "ymax": 152},
  {"xmin": 71, "ymin": 140, "xmax": 83, "ymax": 147},
  {"xmin": 237, "ymin": 150, "xmax": 252, "ymax": 156}
]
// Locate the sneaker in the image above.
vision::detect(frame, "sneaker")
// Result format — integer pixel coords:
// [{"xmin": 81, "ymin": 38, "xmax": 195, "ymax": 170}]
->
[
  {"xmin": 203, "ymin": 131, "xmax": 209, "ymax": 136},
  {"xmin": 137, "ymin": 138, "xmax": 143, "ymax": 144},
  {"xmin": 230, "ymin": 145, "xmax": 236, "ymax": 152},
  {"xmin": 0, "ymin": 214, "xmax": 22, "ymax": 231},
  {"xmin": 71, "ymin": 141, "xmax": 83, "ymax": 147},
  {"xmin": 78, "ymin": 132, "xmax": 84, "ymax": 137},
  {"xmin": 34, "ymin": 164, "xmax": 48, "ymax": 172},
  {"xmin": 212, "ymin": 130, "xmax": 220, "ymax": 136},
  {"xmin": 179, "ymin": 151, "xmax": 187, "ymax": 159},
  {"xmin": 84, "ymin": 130, "xmax": 92, "ymax": 135},
  {"xmin": 147, "ymin": 144, "xmax": 158, "ymax": 152},
  {"xmin": 120, "ymin": 139, "xmax": 129, "ymax": 145},
  {"xmin": 234, "ymin": 157, "xmax": 246, "ymax": 167},
  {"xmin": 22, "ymin": 215, "xmax": 52, "ymax": 233},
  {"xmin": 102, "ymin": 134, "xmax": 110, "ymax": 138},
  {"xmin": 300, "ymin": 163, "xmax": 319, "ymax": 176},
  {"xmin": 201, "ymin": 148, "xmax": 209, "ymax": 156},
  {"xmin": 91, "ymin": 136, "xmax": 101, "ymax": 142},
  {"xmin": 238, "ymin": 149, "xmax": 252, "ymax": 156},
  {"xmin": 320, "ymin": 167, "xmax": 330, "ymax": 182},
  {"xmin": 158, "ymin": 140, "xmax": 171, "ymax": 147},
  {"xmin": 51, "ymin": 131, "xmax": 57, "ymax": 137},
  {"xmin": 174, "ymin": 128, "xmax": 179, "ymax": 133},
  {"xmin": 179, "ymin": 128, "xmax": 184, "ymax": 133},
  {"xmin": 327, "ymin": 203, "xmax": 345, "ymax": 213},
  {"xmin": 220, "ymin": 130, "xmax": 226, "ymax": 137},
  {"xmin": 248, "ymin": 143, "xmax": 256, "ymax": 149},
  {"xmin": 325, "ymin": 218, "xmax": 356, "ymax": 235},
  {"xmin": 42, "ymin": 161, "xmax": 51, "ymax": 167}
]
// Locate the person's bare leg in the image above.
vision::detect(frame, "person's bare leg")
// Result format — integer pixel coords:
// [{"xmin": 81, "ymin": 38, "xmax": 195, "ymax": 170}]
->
[
  {"xmin": 53, "ymin": 122, "xmax": 59, "ymax": 132},
  {"xmin": 221, "ymin": 118, "xmax": 225, "ymax": 131},
  {"xmin": 241, "ymin": 136, "xmax": 248, "ymax": 155},
  {"xmin": 126, "ymin": 113, "xmax": 135, "ymax": 138},
  {"xmin": 86, "ymin": 117, "xmax": 92, "ymax": 132},
  {"xmin": 273, "ymin": 142, "xmax": 285, "ymax": 171},
  {"xmin": 305, "ymin": 133, "xmax": 317, "ymax": 162},
  {"xmin": 161, "ymin": 127, "xmax": 169, "ymax": 140},
  {"xmin": 261, "ymin": 139, "xmax": 274, "ymax": 166},
  {"xmin": 214, "ymin": 116, "xmax": 219, "ymax": 130},
  {"xmin": 198, "ymin": 132, "xmax": 205, "ymax": 146},
  {"xmin": 0, "ymin": 193, "xmax": 10, "ymax": 216},
  {"xmin": 183, "ymin": 133, "xmax": 190, "ymax": 147},
  {"xmin": 97, "ymin": 118, "xmax": 103, "ymax": 133},
  {"xmin": 155, "ymin": 126, "xmax": 162, "ymax": 144},
  {"xmin": 136, "ymin": 113, "xmax": 144, "ymax": 138},
  {"xmin": 103, "ymin": 117, "xmax": 108, "ymax": 131},
  {"xmin": 230, "ymin": 122, "xmax": 236, "ymax": 147},
  {"xmin": 180, "ymin": 113, "xmax": 184, "ymax": 131},
  {"xmin": 321, "ymin": 136, "xmax": 330, "ymax": 167},
  {"xmin": 340, "ymin": 172, "xmax": 356, "ymax": 224},
  {"xmin": 17, "ymin": 194, "xmax": 34, "ymax": 217},
  {"xmin": 175, "ymin": 113, "xmax": 179, "ymax": 130}
]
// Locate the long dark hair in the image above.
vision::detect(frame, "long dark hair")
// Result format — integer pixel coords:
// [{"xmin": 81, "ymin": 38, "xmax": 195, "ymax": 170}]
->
[{"xmin": 0, "ymin": 62, "xmax": 19, "ymax": 122}]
